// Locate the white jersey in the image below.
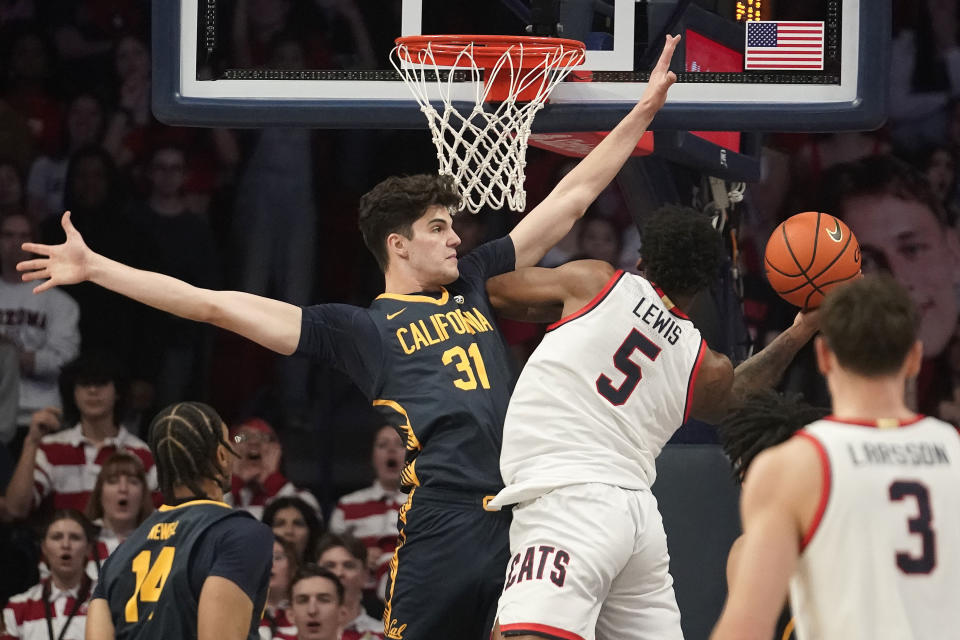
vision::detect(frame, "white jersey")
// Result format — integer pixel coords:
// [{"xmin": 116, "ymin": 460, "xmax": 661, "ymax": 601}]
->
[
  {"xmin": 490, "ymin": 271, "xmax": 706, "ymax": 507},
  {"xmin": 790, "ymin": 417, "xmax": 960, "ymax": 640}
]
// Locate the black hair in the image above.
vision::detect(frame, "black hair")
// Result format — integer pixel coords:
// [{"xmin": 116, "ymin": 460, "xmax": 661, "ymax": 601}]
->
[
  {"xmin": 147, "ymin": 402, "xmax": 233, "ymax": 502},
  {"xmin": 290, "ymin": 563, "xmax": 345, "ymax": 604},
  {"xmin": 58, "ymin": 351, "xmax": 128, "ymax": 426},
  {"xmin": 820, "ymin": 275, "xmax": 919, "ymax": 376},
  {"xmin": 718, "ymin": 390, "xmax": 829, "ymax": 483},
  {"xmin": 639, "ymin": 204, "xmax": 724, "ymax": 298},
  {"xmin": 357, "ymin": 174, "xmax": 462, "ymax": 271},
  {"xmin": 261, "ymin": 496, "xmax": 324, "ymax": 562}
]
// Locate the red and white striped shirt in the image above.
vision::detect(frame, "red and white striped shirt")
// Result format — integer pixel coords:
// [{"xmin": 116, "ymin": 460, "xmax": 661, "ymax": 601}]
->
[
  {"xmin": 225, "ymin": 472, "xmax": 320, "ymax": 521},
  {"xmin": 342, "ymin": 610, "xmax": 386, "ymax": 640},
  {"xmin": 1, "ymin": 579, "xmax": 90, "ymax": 640},
  {"xmin": 257, "ymin": 603, "xmax": 297, "ymax": 640},
  {"xmin": 328, "ymin": 482, "xmax": 403, "ymax": 596},
  {"xmin": 33, "ymin": 424, "xmax": 158, "ymax": 512}
]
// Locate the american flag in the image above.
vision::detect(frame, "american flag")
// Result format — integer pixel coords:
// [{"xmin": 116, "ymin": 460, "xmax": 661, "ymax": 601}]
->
[{"xmin": 744, "ymin": 21, "xmax": 824, "ymax": 70}]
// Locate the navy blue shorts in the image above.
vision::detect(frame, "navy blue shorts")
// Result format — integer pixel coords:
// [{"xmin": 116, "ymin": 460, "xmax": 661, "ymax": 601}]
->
[{"xmin": 383, "ymin": 488, "xmax": 512, "ymax": 640}]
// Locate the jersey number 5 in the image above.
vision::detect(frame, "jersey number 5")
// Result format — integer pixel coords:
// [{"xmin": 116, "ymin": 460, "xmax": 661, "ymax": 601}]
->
[
  {"xmin": 125, "ymin": 547, "xmax": 176, "ymax": 622},
  {"xmin": 596, "ymin": 329, "xmax": 661, "ymax": 406},
  {"xmin": 889, "ymin": 480, "xmax": 936, "ymax": 574}
]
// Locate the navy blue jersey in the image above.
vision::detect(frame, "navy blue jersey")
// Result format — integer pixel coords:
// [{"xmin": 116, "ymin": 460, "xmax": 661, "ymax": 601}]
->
[
  {"xmin": 298, "ymin": 237, "xmax": 517, "ymax": 494},
  {"xmin": 92, "ymin": 500, "xmax": 273, "ymax": 640}
]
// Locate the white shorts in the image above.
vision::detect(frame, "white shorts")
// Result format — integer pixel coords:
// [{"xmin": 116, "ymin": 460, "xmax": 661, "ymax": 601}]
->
[{"xmin": 497, "ymin": 483, "xmax": 683, "ymax": 640}]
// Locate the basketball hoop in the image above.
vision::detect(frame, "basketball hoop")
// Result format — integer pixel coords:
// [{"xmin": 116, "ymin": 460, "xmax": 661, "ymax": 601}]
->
[{"xmin": 391, "ymin": 35, "xmax": 586, "ymax": 213}]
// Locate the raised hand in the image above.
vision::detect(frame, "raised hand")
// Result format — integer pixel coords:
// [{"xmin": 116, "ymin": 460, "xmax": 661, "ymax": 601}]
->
[
  {"xmin": 641, "ymin": 34, "xmax": 680, "ymax": 112},
  {"xmin": 17, "ymin": 211, "xmax": 93, "ymax": 293}
]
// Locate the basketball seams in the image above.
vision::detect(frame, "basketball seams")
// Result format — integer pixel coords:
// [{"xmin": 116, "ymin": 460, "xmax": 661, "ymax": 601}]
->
[
  {"xmin": 780, "ymin": 220, "xmax": 827, "ymax": 299},
  {"xmin": 766, "ymin": 211, "xmax": 861, "ymax": 310},
  {"xmin": 807, "ymin": 212, "xmax": 822, "ymax": 272},
  {"xmin": 808, "ymin": 220, "xmax": 854, "ymax": 282}
]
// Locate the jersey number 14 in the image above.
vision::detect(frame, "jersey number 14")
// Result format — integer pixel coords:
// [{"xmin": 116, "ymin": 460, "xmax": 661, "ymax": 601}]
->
[{"xmin": 125, "ymin": 547, "xmax": 176, "ymax": 622}]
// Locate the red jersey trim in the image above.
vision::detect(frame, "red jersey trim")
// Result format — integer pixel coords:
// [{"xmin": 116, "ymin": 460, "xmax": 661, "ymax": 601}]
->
[
  {"xmin": 794, "ymin": 431, "xmax": 831, "ymax": 552},
  {"xmin": 546, "ymin": 270, "xmax": 624, "ymax": 332},
  {"xmin": 682, "ymin": 339, "xmax": 708, "ymax": 422},
  {"xmin": 651, "ymin": 283, "xmax": 690, "ymax": 319},
  {"xmin": 500, "ymin": 622, "xmax": 586, "ymax": 640},
  {"xmin": 823, "ymin": 415, "xmax": 926, "ymax": 428}
]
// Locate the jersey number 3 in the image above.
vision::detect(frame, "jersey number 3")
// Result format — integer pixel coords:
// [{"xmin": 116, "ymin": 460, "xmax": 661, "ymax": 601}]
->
[
  {"xmin": 596, "ymin": 329, "xmax": 661, "ymax": 406},
  {"xmin": 889, "ymin": 481, "xmax": 936, "ymax": 574},
  {"xmin": 125, "ymin": 547, "xmax": 176, "ymax": 622}
]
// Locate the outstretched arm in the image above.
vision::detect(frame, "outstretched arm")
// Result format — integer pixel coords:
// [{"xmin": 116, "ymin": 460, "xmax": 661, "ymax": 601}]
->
[
  {"xmin": 486, "ymin": 259, "xmax": 616, "ymax": 322},
  {"xmin": 18, "ymin": 212, "xmax": 303, "ymax": 355},
  {"xmin": 509, "ymin": 35, "xmax": 680, "ymax": 268},
  {"xmin": 690, "ymin": 311, "xmax": 819, "ymax": 423}
]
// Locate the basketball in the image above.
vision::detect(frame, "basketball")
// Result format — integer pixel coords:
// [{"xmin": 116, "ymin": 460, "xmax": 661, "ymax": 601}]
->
[{"xmin": 764, "ymin": 211, "xmax": 862, "ymax": 310}]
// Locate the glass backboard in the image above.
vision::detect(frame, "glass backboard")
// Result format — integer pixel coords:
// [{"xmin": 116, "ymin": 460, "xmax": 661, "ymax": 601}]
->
[{"xmin": 153, "ymin": 0, "xmax": 889, "ymax": 131}]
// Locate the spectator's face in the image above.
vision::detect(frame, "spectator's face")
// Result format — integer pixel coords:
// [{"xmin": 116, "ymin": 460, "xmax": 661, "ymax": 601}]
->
[
  {"xmin": 372, "ymin": 425, "xmax": 404, "ymax": 487},
  {"xmin": 115, "ymin": 36, "xmax": 150, "ymax": 81},
  {"xmin": 74, "ymin": 380, "xmax": 117, "ymax": 421},
  {"xmin": 272, "ymin": 506, "xmax": 310, "ymax": 558},
  {"xmin": 0, "ymin": 214, "xmax": 31, "ymax": 271},
  {"xmin": 42, "ymin": 519, "xmax": 89, "ymax": 583},
  {"xmin": 232, "ymin": 423, "xmax": 278, "ymax": 477},
  {"xmin": 149, "ymin": 149, "xmax": 186, "ymax": 199},
  {"xmin": 925, "ymin": 149, "xmax": 956, "ymax": 202},
  {"xmin": 71, "ymin": 156, "xmax": 110, "ymax": 210},
  {"xmin": 579, "ymin": 218, "xmax": 620, "ymax": 266},
  {"xmin": 0, "ymin": 164, "xmax": 23, "ymax": 210},
  {"xmin": 67, "ymin": 96, "xmax": 104, "ymax": 148},
  {"xmin": 290, "ymin": 576, "xmax": 344, "ymax": 640},
  {"xmin": 270, "ymin": 540, "xmax": 293, "ymax": 596},
  {"xmin": 843, "ymin": 194, "xmax": 960, "ymax": 357},
  {"xmin": 318, "ymin": 545, "xmax": 366, "ymax": 598},
  {"xmin": 101, "ymin": 472, "xmax": 144, "ymax": 528}
]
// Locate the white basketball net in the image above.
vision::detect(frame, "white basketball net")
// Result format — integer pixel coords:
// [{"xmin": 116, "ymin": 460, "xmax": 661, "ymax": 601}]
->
[{"xmin": 391, "ymin": 40, "xmax": 584, "ymax": 213}]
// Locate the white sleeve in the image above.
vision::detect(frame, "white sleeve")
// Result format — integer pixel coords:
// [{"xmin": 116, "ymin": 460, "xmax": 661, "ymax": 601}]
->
[{"xmin": 31, "ymin": 292, "xmax": 80, "ymax": 378}]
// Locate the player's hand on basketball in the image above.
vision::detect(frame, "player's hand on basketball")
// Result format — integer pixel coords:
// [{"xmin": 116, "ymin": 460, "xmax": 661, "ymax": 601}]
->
[
  {"xmin": 793, "ymin": 308, "xmax": 821, "ymax": 334},
  {"xmin": 17, "ymin": 211, "xmax": 92, "ymax": 293},
  {"xmin": 641, "ymin": 34, "xmax": 680, "ymax": 111}
]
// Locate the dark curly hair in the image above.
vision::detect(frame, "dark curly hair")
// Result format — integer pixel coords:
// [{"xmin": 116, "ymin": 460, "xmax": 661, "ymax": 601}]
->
[
  {"xmin": 357, "ymin": 174, "xmax": 462, "ymax": 271},
  {"xmin": 639, "ymin": 205, "xmax": 723, "ymax": 298},
  {"xmin": 718, "ymin": 390, "xmax": 828, "ymax": 483}
]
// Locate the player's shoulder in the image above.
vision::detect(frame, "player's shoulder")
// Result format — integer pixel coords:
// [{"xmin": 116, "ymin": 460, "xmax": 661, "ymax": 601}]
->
[{"xmin": 748, "ymin": 433, "xmax": 823, "ymax": 490}]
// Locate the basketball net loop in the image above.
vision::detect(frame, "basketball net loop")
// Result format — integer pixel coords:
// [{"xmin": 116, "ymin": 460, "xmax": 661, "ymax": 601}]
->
[{"xmin": 391, "ymin": 37, "xmax": 585, "ymax": 213}]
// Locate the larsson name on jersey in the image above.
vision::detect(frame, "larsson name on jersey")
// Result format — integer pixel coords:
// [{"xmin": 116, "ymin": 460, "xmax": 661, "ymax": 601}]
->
[
  {"xmin": 633, "ymin": 297, "xmax": 683, "ymax": 345},
  {"xmin": 395, "ymin": 307, "xmax": 495, "ymax": 355},
  {"xmin": 847, "ymin": 441, "xmax": 951, "ymax": 467}
]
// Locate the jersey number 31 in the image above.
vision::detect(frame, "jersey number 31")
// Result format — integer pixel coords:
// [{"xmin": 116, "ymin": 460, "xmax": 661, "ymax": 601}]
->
[{"xmin": 125, "ymin": 547, "xmax": 176, "ymax": 622}]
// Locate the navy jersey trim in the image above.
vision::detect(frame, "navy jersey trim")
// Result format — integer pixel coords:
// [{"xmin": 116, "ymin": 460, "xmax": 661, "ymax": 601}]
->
[{"xmin": 545, "ymin": 270, "xmax": 625, "ymax": 333}]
